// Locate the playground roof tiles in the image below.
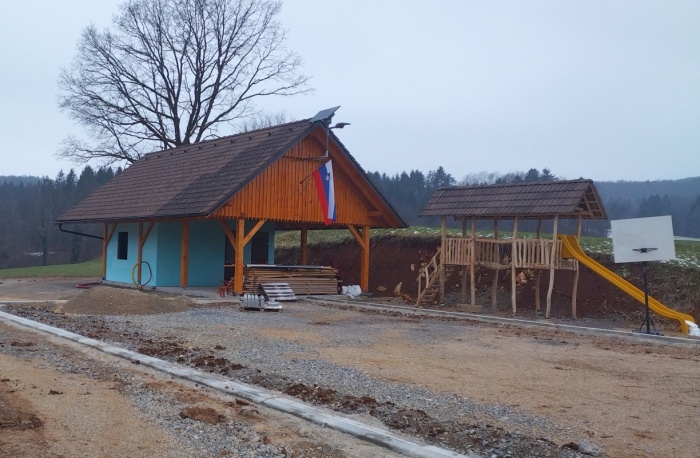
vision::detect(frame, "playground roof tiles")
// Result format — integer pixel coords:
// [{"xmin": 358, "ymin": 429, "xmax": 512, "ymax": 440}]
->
[{"xmin": 421, "ymin": 179, "xmax": 607, "ymax": 220}]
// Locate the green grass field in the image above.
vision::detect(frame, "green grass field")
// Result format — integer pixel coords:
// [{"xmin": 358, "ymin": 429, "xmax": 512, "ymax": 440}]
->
[{"xmin": 0, "ymin": 259, "xmax": 102, "ymax": 279}]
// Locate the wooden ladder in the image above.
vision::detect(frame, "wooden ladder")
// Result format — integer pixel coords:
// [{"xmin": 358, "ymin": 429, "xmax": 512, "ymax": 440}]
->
[{"xmin": 417, "ymin": 248, "xmax": 464, "ymax": 306}]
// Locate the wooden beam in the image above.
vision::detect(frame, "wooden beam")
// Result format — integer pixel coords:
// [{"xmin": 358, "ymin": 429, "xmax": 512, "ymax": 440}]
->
[
  {"xmin": 439, "ymin": 216, "xmax": 446, "ymax": 302},
  {"xmin": 300, "ymin": 227, "xmax": 308, "ymax": 265},
  {"xmin": 234, "ymin": 218, "xmax": 245, "ymax": 294},
  {"xmin": 347, "ymin": 224, "xmax": 371, "ymax": 291},
  {"xmin": 572, "ymin": 215, "xmax": 582, "ymax": 318},
  {"xmin": 219, "ymin": 220, "xmax": 236, "ymax": 248},
  {"xmin": 492, "ymin": 218, "xmax": 498, "ymax": 309},
  {"xmin": 138, "ymin": 223, "xmax": 143, "ymax": 283},
  {"xmin": 137, "ymin": 222, "xmax": 155, "ymax": 284},
  {"xmin": 347, "ymin": 225, "xmax": 366, "ymax": 250},
  {"xmin": 242, "ymin": 219, "xmax": 267, "ymax": 247},
  {"xmin": 101, "ymin": 224, "xmax": 109, "ymax": 279},
  {"xmin": 546, "ymin": 215, "xmax": 559, "ymax": 318},
  {"xmin": 460, "ymin": 219, "xmax": 468, "ymax": 303},
  {"xmin": 535, "ymin": 218, "xmax": 542, "ymax": 314},
  {"xmin": 511, "ymin": 216, "xmax": 519, "ymax": 315},
  {"xmin": 360, "ymin": 225, "xmax": 370, "ymax": 292},
  {"xmin": 470, "ymin": 217, "xmax": 476, "ymax": 306},
  {"xmin": 180, "ymin": 219, "xmax": 190, "ymax": 288}
]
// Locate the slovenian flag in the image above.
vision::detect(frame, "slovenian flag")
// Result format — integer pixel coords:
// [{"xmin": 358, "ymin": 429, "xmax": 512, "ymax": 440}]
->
[{"xmin": 313, "ymin": 160, "xmax": 337, "ymax": 225}]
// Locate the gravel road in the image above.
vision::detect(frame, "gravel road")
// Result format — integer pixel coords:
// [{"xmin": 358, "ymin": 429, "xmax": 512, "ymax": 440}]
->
[{"xmin": 1, "ymin": 280, "xmax": 698, "ymax": 457}]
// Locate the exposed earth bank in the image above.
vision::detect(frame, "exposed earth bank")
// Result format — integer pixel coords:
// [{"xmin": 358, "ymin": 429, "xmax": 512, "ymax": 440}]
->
[{"xmin": 277, "ymin": 236, "xmax": 700, "ymax": 329}]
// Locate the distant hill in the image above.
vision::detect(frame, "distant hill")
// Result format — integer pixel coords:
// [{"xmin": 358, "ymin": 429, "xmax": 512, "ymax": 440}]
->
[
  {"xmin": 595, "ymin": 177, "xmax": 700, "ymax": 202},
  {"xmin": 0, "ymin": 175, "xmax": 41, "ymax": 185}
]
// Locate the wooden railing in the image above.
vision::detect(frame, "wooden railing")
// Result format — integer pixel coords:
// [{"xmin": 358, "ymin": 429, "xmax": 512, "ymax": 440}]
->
[
  {"xmin": 442, "ymin": 237, "xmax": 570, "ymax": 270},
  {"xmin": 512, "ymin": 239, "xmax": 561, "ymax": 269},
  {"xmin": 442, "ymin": 237, "xmax": 472, "ymax": 265}
]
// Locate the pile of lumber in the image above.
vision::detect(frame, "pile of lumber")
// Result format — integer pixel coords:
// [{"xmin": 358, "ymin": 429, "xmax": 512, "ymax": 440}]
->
[{"xmin": 243, "ymin": 265, "xmax": 341, "ymax": 296}]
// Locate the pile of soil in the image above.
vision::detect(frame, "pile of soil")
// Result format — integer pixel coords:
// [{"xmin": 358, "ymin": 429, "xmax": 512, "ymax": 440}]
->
[{"xmin": 56, "ymin": 286, "xmax": 193, "ymax": 315}]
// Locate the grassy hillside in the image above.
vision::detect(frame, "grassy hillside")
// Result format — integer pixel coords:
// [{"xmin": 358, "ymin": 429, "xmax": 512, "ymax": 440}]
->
[{"xmin": 0, "ymin": 259, "xmax": 102, "ymax": 278}]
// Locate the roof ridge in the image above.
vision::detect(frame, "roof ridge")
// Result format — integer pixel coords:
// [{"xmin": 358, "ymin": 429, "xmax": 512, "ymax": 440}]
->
[
  {"xmin": 440, "ymin": 178, "xmax": 592, "ymax": 191},
  {"xmin": 146, "ymin": 118, "xmax": 312, "ymax": 157}
]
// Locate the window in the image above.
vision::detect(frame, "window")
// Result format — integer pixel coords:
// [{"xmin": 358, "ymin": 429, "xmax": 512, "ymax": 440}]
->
[{"xmin": 117, "ymin": 232, "xmax": 129, "ymax": 260}]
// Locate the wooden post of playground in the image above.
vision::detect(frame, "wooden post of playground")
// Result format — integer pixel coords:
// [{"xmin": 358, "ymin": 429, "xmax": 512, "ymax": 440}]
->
[
  {"xmin": 511, "ymin": 216, "xmax": 519, "ymax": 315},
  {"xmin": 535, "ymin": 218, "xmax": 542, "ymax": 313},
  {"xmin": 460, "ymin": 218, "xmax": 468, "ymax": 303},
  {"xmin": 439, "ymin": 216, "xmax": 446, "ymax": 303},
  {"xmin": 545, "ymin": 215, "xmax": 559, "ymax": 318},
  {"xmin": 492, "ymin": 218, "xmax": 499, "ymax": 309},
  {"xmin": 571, "ymin": 215, "xmax": 582, "ymax": 318},
  {"xmin": 470, "ymin": 217, "xmax": 477, "ymax": 306}
]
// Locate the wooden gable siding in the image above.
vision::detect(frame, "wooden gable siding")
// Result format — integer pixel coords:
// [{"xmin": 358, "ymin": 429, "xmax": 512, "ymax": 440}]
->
[{"xmin": 211, "ymin": 133, "xmax": 378, "ymax": 226}]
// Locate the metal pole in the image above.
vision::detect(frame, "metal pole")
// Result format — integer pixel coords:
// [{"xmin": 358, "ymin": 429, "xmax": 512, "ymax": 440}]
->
[{"xmin": 643, "ymin": 260, "xmax": 651, "ymax": 334}]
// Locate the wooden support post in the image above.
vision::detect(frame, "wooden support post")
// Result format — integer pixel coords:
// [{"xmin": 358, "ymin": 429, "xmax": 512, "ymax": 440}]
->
[
  {"xmin": 460, "ymin": 219, "xmax": 468, "ymax": 303},
  {"xmin": 572, "ymin": 215, "xmax": 582, "ymax": 318},
  {"xmin": 102, "ymin": 223, "xmax": 117, "ymax": 280},
  {"xmin": 535, "ymin": 218, "xmax": 542, "ymax": 313},
  {"xmin": 180, "ymin": 219, "xmax": 190, "ymax": 288},
  {"xmin": 300, "ymin": 227, "xmax": 308, "ymax": 265},
  {"xmin": 138, "ymin": 222, "xmax": 143, "ymax": 283},
  {"xmin": 234, "ymin": 218, "xmax": 245, "ymax": 294},
  {"xmin": 348, "ymin": 225, "xmax": 371, "ymax": 292},
  {"xmin": 440, "ymin": 216, "xmax": 446, "ymax": 303},
  {"xmin": 361, "ymin": 225, "xmax": 370, "ymax": 292},
  {"xmin": 491, "ymin": 218, "xmax": 498, "ymax": 309},
  {"xmin": 136, "ymin": 222, "xmax": 154, "ymax": 285},
  {"xmin": 511, "ymin": 216, "xmax": 519, "ymax": 315},
  {"xmin": 470, "ymin": 217, "xmax": 476, "ymax": 306},
  {"xmin": 102, "ymin": 224, "xmax": 108, "ymax": 279},
  {"xmin": 546, "ymin": 215, "xmax": 559, "ymax": 318}
]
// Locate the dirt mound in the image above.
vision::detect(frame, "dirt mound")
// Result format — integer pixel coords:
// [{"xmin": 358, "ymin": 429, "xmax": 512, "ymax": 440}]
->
[{"xmin": 57, "ymin": 286, "xmax": 193, "ymax": 315}]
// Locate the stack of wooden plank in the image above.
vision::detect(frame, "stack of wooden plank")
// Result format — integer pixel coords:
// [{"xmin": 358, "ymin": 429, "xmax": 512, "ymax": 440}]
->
[{"xmin": 243, "ymin": 265, "xmax": 341, "ymax": 296}]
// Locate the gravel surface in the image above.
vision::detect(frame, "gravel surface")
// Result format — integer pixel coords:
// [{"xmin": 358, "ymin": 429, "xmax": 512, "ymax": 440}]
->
[{"xmin": 1, "ymin": 296, "xmax": 605, "ymax": 457}]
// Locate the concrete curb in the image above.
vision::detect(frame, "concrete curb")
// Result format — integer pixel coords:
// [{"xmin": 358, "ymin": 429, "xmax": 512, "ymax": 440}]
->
[
  {"xmin": 306, "ymin": 296, "xmax": 700, "ymax": 347},
  {"xmin": 0, "ymin": 310, "xmax": 473, "ymax": 458}
]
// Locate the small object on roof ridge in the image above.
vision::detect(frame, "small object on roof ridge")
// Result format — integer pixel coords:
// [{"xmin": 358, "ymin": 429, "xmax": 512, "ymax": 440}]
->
[{"xmin": 310, "ymin": 106, "xmax": 340, "ymax": 123}]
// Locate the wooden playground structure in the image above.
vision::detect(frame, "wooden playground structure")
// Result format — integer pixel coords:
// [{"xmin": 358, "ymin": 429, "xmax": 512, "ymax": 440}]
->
[{"xmin": 417, "ymin": 180, "xmax": 607, "ymax": 317}]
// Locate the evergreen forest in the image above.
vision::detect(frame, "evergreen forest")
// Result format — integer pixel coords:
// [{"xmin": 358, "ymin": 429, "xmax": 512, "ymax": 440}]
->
[{"xmin": 1, "ymin": 166, "xmax": 698, "ymax": 269}]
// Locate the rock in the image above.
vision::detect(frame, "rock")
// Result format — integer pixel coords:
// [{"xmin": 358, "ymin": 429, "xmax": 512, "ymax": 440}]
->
[
  {"xmin": 578, "ymin": 440, "xmax": 604, "ymax": 456},
  {"xmin": 376, "ymin": 285, "xmax": 387, "ymax": 292}
]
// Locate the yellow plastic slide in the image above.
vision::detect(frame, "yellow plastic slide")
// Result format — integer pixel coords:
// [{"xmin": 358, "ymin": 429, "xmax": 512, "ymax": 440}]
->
[{"xmin": 558, "ymin": 234, "xmax": 695, "ymax": 334}]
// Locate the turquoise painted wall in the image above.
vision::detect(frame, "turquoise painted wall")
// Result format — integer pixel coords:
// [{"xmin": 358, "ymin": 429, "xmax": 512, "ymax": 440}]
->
[
  {"xmin": 188, "ymin": 221, "xmax": 225, "ymax": 286},
  {"xmin": 155, "ymin": 222, "xmax": 182, "ymax": 286},
  {"xmin": 105, "ymin": 220, "xmax": 276, "ymax": 287},
  {"xmin": 105, "ymin": 223, "xmax": 158, "ymax": 285}
]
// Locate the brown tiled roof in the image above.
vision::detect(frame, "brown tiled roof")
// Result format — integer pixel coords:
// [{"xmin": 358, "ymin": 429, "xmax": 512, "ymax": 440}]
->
[
  {"xmin": 421, "ymin": 179, "xmax": 607, "ymax": 220},
  {"xmin": 58, "ymin": 120, "xmax": 314, "ymax": 223}
]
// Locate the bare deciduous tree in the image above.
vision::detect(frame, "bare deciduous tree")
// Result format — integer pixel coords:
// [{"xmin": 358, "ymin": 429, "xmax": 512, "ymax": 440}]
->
[{"xmin": 58, "ymin": 0, "xmax": 309, "ymax": 165}]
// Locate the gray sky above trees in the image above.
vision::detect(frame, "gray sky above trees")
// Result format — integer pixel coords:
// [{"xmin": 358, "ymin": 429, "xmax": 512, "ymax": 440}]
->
[{"xmin": 1, "ymin": 0, "xmax": 698, "ymax": 182}]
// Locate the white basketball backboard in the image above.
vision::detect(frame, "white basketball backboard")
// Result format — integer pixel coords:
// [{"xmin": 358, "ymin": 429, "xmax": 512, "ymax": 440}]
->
[{"xmin": 610, "ymin": 216, "xmax": 675, "ymax": 263}]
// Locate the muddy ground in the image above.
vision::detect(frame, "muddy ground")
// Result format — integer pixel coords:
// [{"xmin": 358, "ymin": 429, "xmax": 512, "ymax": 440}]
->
[{"xmin": 277, "ymin": 237, "xmax": 700, "ymax": 327}]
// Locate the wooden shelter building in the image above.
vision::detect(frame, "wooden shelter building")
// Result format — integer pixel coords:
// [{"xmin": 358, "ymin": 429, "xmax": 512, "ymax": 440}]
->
[
  {"xmin": 418, "ymin": 180, "xmax": 606, "ymax": 317},
  {"xmin": 57, "ymin": 108, "xmax": 406, "ymax": 293}
]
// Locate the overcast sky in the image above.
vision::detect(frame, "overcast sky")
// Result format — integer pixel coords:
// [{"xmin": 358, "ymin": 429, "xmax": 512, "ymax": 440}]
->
[{"xmin": 1, "ymin": 0, "xmax": 698, "ymax": 182}]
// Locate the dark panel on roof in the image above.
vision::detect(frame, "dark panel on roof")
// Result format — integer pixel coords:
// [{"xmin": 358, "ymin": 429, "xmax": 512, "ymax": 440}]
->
[{"xmin": 421, "ymin": 180, "xmax": 607, "ymax": 220}]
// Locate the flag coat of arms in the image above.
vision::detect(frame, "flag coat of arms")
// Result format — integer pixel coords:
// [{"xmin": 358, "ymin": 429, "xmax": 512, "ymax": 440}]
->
[{"xmin": 312, "ymin": 160, "xmax": 337, "ymax": 225}]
